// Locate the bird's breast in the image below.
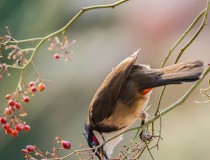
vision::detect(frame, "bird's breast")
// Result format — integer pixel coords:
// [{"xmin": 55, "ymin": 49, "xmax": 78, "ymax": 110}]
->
[{"xmin": 98, "ymin": 93, "xmax": 151, "ymax": 129}]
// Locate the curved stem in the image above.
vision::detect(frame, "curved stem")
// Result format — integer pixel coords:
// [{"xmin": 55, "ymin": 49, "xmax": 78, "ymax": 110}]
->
[
  {"xmin": 156, "ymin": 1, "xmax": 210, "ymax": 115},
  {"xmin": 16, "ymin": 69, "xmax": 23, "ymax": 91},
  {"xmin": 175, "ymin": 2, "xmax": 210, "ymax": 64},
  {"xmin": 6, "ymin": 0, "xmax": 130, "ymax": 96},
  {"xmin": 11, "ymin": 38, "xmax": 45, "ymax": 44}
]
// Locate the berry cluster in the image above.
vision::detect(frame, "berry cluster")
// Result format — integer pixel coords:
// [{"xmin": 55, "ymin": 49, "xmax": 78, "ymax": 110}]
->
[
  {"xmin": 0, "ymin": 116, "xmax": 30, "ymax": 137},
  {"xmin": 22, "ymin": 137, "xmax": 72, "ymax": 160},
  {"xmin": 48, "ymin": 36, "xmax": 76, "ymax": 61},
  {"xmin": 28, "ymin": 81, "xmax": 45, "ymax": 93},
  {"xmin": 0, "ymin": 28, "xmax": 48, "ymax": 137},
  {"xmin": 0, "ymin": 80, "xmax": 45, "ymax": 136}
]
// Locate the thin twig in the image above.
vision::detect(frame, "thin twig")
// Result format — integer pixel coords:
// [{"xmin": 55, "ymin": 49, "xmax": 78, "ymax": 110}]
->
[
  {"xmin": 155, "ymin": 1, "xmax": 210, "ymax": 115},
  {"xmin": 144, "ymin": 140, "xmax": 155, "ymax": 160},
  {"xmin": 175, "ymin": 0, "xmax": 210, "ymax": 63}
]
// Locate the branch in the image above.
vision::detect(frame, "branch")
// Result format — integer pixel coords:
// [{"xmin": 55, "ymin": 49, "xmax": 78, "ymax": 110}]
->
[
  {"xmin": 6, "ymin": 0, "xmax": 130, "ymax": 100},
  {"xmin": 155, "ymin": 1, "xmax": 210, "ymax": 115}
]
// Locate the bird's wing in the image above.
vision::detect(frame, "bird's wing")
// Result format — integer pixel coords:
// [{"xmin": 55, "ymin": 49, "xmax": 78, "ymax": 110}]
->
[{"xmin": 88, "ymin": 51, "xmax": 139, "ymax": 129}]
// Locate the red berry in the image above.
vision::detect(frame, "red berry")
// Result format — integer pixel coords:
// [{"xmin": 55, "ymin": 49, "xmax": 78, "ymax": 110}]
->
[
  {"xmin": 62, "ymin": 141, "xmax": 71, "ymax": 149},
  {"xmin": 26, "ymin": 145, "xmax": 35, "ymax": 152},
  {"xmin": 5, "ymin": 94, "xmax": 11, "ymax": 100},
  {"xmin": 12, "ymin": 130, "xmax": 19, "ymax": 137},
  {"xmin": 15, "ymin": 123, "xmax": 24, "ymax": 131},
  {"xmin": 23, "ymin": 96, "xmax": 30, "ymax": 103},
  {"xmin": 3, "ymin": 123, "xmax": 10, "ymax": 130},
  {"xmin": 38, "ymin": 83, "xmax": 45, "ymax": 92},
  {"xmin": 5, "ymin": 107, "xmax": 12, "ymax": 115},
  {"xmin": 8, "ymin": 99, "xmax": 15, "ymax": 107},
  {"xmin": 0, "ymin": 75, "xmax": 2, "ymax": 80},
  {"xmin": 0, "ymin": 117, "xmax": 7, "ymax": 124},
  {"xmin": 30, "ymin": 86, "xmax": 37, "ymax": 92},
  {"xmin": 54, "ymin": 53, "xmax": 60, "ymax": 59},
  {"xmin": 29, "ymin": 81, "xmax": 36, "ymax": 87},
  {"xmin": 15, "ymin": 102, "xmax": 21, "ymax": 109},
  {"xmin": 24, "ymin": 125, "xmax": 31, "ymax": 132},
  {"xmin": 22, "ymin": 149, "xmax": 28, "ymax": 154},
  {"xmin": 5, "ymin": 128, "xmax": 12, "ymax": 134}
]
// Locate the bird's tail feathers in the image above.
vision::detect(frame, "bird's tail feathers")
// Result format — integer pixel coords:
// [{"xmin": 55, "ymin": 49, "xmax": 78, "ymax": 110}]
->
[{"xmin": 149, "ymin": 60, "xmax": 204, "ymax": 88}]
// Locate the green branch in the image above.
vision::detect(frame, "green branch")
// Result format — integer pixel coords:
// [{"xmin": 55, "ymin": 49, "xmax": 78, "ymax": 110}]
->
[
  {"xmin": 156, "ymin": 1, "xmax": 210, "ymax": 115},
  {"xmin": 6, "ymin": 0, "xmax": 130, "ymax": 93},
  {"xmin": 175, "ymin": 2, "xmax": 210, "ymax": 64}
]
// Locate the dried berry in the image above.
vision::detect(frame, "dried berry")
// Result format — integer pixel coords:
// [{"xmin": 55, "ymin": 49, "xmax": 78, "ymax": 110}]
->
[
  {"xmin": 62, "ymin": 141, "xmax": 71, "ymax": 149},
  {"xmin": 15, "ymin": 102, "xmax": 21, "ymax": 109},
  {"xmin": 5, "ymin": 94, "xmax": 11, "ymax": 100},
  {"xmin": 0, "ymin": 117, "xmax": 7, "ymax": 124},
  {"xmin": 12, "ymin": 130, "xmax": 19, "ymax": 137},
  {"xmin": 5, "ymin": 128, "xmax": 12, "ymax": 134},
  {"xmin": 15, "ymin": 123, "xmax": 24, "ymax": 131},
  {"xmin": 38, "ymin": 83, "xmax": 45, "ymax": 92},
  {"xmin": 30, "ymin": 86, "xmax": 37, "ymax": 92},
  {"xmin": 26, "ymin": 145, "xmax": 35, "ymax": 152},
  {"xmin": 23, "ymin": 96, "xmax": 30, "ymax": 103},
  {"xmin": 22, "ymin": 149, "xmax": 28, "ymax": 154},
  {"xmin": 8, "ymin": 99, "xmax": 15, "ymax": 107},
  {"xmin": 24, "ymin": 125, "xmax": 31, "ymax": 132},
  {"xmin": 3, "ymin": 123, "xmax": 10, "ymax": 130},
  {"xmin": 5, "ymin": 107, "xmax": 12, "ymax": 115},
  {"xmin": 54, "ymin": 53, "xmax": 60, "ymax": 59},
  {"xmin": 29, "ymin": 81, "xmax": 36, "ymax": 87}
]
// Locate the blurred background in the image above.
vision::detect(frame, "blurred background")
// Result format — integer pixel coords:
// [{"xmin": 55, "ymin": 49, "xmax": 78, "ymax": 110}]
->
[{"xmin": 0, "ymin": 0, "xmax": 210, "ymax": 159}]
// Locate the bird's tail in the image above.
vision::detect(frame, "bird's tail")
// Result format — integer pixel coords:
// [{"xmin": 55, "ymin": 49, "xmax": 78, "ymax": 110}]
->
[{"xmin": 148, "ymin": 60, "xmax": 204, "ymax": 88}]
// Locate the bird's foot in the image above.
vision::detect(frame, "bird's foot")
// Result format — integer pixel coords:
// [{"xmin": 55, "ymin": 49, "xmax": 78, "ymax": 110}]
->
[
  {"xmin": 140, "ymin": 110, "xmax": 148, "ymax": 125},
  {"xmin": 140, "ymin": 131, "xmax": 154, "ymax": 141}
]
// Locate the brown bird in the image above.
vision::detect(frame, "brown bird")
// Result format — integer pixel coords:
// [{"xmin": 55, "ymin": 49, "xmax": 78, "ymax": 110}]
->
[{"xmin": 84, "ymin": 50, "xmax": 204, "ymax": 159}]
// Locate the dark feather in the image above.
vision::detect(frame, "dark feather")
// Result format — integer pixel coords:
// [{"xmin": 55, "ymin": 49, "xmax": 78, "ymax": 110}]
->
[{"xmin": 88, "ymin": 52, "xmax": 138, "ymax": 129}]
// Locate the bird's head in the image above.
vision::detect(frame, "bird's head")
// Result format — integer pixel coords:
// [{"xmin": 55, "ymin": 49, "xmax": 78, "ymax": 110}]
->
[{"xmin": 84, "ymin": 124, "xmax": 108, "ymax": 160}]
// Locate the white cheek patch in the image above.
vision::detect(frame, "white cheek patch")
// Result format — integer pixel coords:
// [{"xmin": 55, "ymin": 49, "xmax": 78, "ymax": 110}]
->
[
  {"xmin": 102, "ymin": 132, "xmax": 123, "ymax": 158},
  {"xmin": 93, "ymin": 130, "xmax": 124, "ymax": 159}
]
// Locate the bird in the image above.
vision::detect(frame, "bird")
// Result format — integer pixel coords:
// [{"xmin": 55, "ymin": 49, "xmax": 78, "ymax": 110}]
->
[{"xmin": 84, "ymin": 50, "xmax": 204, "ymax": 159}]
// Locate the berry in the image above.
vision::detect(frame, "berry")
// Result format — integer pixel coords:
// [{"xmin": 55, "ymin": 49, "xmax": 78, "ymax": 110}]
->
[
  {"xmin": 5, "ymin": 128, "xmax": 12, "ymax": 134},
  {"xmin": 29, "ymin": 81, "xmax": 36, "ymax": 87},
  {"xmin": 24, "ymin": 125, "xmax": 31, "ymax": 132},
  {"xmin": 15, "ymin": 102, "xmax": 21, "ymax": 109},
  {"xmin": 5, "ymin": 107, "xmax": 12, "ymax": 115},
  {"xmin": 15, "ymin": 123, "xmax": 24, "ymax": 131},
  {"xmin": 22, "ymin": 149, "xmax": 28, "ymax": 154},
  {"xmin": 3, "ymin": 123, "xmax": 10, "ymax": 130},
  {"xmin": 61, "ymin": 141, "xmax": 71, "ymax": 149},
  {"xmin": 26, "ymin": 145, "xmax": 35, "ymax": 152},
  {"xmin": 38, "ymin": 83, "xmax": 45, "ymax": 92},
  {"xmin": 0, "ymin": 117, "xmax": 7, "ymax": 124},
  {"xmin": 30, "ymin": 86, "xmax": 37, "ymax": 92},
  {"xmin": 5, "ymin": 94, "xmax": 11, "ymax": 100},
  {"xmin": 8, "ymin": 99, "xmax": 15, "ymax": 107},
  {"xmin": 0, "ymin": 75, "xmax": 2, "ymax": 80},
  {"xmin": 12, "ymin": 130, "xmax": 19, "ymax": 137},
  {"xmin": 54, "ymin": 53, "xmax": 60, "ymax": 59},
  {"xmin": 23, "ymin": 96, "xmax": 30, "ymax": 103}
]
